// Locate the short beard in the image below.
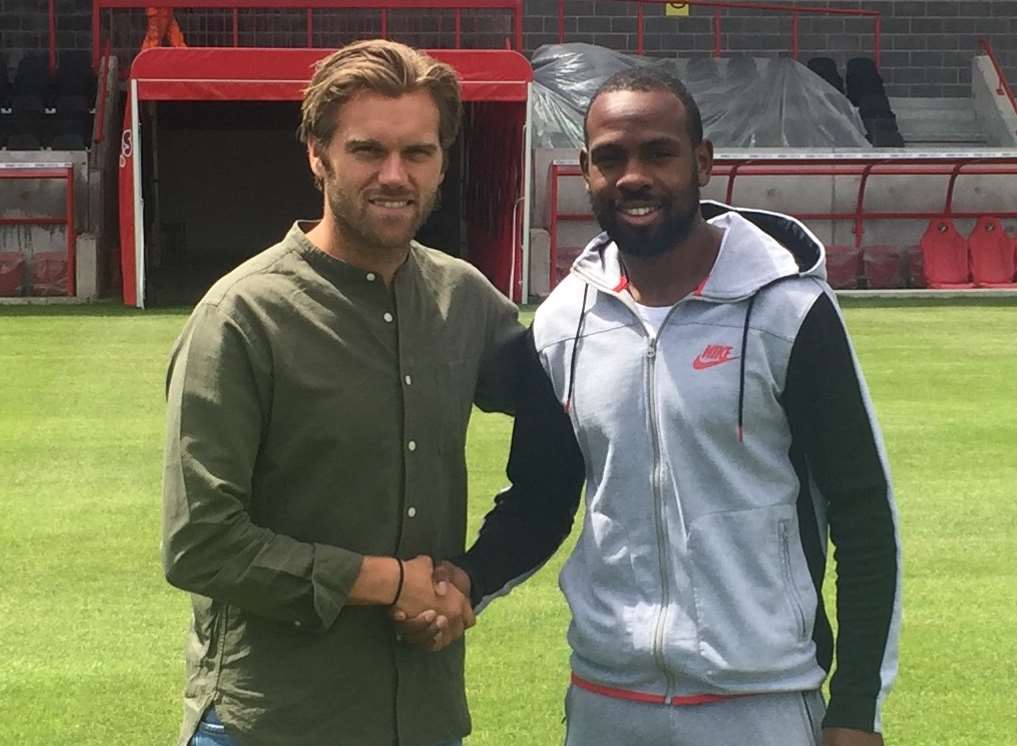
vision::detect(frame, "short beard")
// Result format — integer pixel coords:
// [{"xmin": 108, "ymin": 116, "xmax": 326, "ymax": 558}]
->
[{"xmin": 591, "ymin": 188, "xmax": 701, "ymax": 260}]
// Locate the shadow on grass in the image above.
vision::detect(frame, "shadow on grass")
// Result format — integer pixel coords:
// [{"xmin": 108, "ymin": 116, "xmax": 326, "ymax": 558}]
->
[{"xmin": 0, "ymin": 300, "xmax": 193, "ymax": 318}]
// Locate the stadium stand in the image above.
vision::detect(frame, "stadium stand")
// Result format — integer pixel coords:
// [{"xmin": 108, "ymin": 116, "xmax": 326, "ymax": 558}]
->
[
  {"xmin": 968, "ymin": 215, "xmax": 1017, "ymax": 288},
  {"xmin": 920, "ymin": 218, "xmax": 975, "ymax": 289}
]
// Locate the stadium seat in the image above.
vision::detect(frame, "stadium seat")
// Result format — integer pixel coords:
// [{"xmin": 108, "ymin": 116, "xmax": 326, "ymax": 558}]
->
[
  {"xmin": 51, "ymin": 132, "xmax": 86, "ymax": 150},
  {"xmin": 968, "ymin": 215, "xmax": 1017, "ymax": 287},
  {"xmin": 56, "ymin": 51, "xmax": 97, "ymax": 105},
  {"xmin": 920, "ymin": 218, "xmax": 974, "ymax": 288},
  {"xmin": 845, "ymin": 56, "xmax": 885, "ymax": 106},
  {"xmin": 0, "ymin": 251, "xmax": 26, "ymax": 296},
  {"xmin": 824, "ymin": 244, "xmax": 862, "ymax": 289},
  {"xmin": 906, "ymin": 244, "xmax": 925, "ymax": 288},
  {"xmin": 807, "ymin": 57, "xmax": 844, "ymax": 93},
  {"xmin": 14, "ymin": 53, "xmax": 51, "ymax": 106},
  {"xmin": 30, "ymin": 251, "xmax": 69, "ymax": 296},
  {"xmin": 5, "ymin": 132, "xmax": 42, "ymax": 150},
  {"xmin": 0, "ymin": 54, "xmax": 12, "ymax": 109},
  {"xmin": 862, "ymin": 244, "xmax": 906, "ymax": 289}
]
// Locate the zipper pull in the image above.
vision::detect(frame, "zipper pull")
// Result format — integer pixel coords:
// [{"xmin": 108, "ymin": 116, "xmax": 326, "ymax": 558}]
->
[{"xmin": 647, "ymin": 339, "xmax": 657, "ymax": 358}]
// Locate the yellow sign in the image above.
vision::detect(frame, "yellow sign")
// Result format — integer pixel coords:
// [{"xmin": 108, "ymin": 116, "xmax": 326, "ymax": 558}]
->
[{"xmin": 666, "ymin": 2, "xmax": 690, "ymax": 16}]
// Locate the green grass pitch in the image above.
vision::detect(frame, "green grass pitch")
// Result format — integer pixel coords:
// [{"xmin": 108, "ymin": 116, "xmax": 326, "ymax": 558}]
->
[{"xmin": 0, "ymin": 297, "xmax": 1014, "ymax": 744}]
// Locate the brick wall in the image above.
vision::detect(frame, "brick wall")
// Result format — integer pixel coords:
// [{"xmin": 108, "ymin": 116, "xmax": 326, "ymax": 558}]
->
[
  {"xmin": 526, "ymin": 0, "xmax": 1017, "ymax": 98},
  {"xmin": 2, "ymin": 0, "xmax": 1016, "ymax": 99}
]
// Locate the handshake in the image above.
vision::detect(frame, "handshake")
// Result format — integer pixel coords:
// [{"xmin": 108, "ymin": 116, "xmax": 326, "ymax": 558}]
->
[{"xmin": 389, "ymin": 556, "xmax": 474, "ymax": 653}]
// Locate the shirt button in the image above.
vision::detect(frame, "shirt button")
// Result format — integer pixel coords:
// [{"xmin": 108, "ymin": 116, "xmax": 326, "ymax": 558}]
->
[
  {"xmin": 404, "ymin": 374, "xmax": 412, "ymax": 386},
  {"xmin": 293, "ymin": 620, "xmax": 302, "ymax": 628},
  {"xmin": 366, "ymin": 272, "xmax": 376, "ymax": 282},
  {"xmin": 383, "ymin": 312, "xmax": 394, "ymax": 323},
  {"xmin": 407, "ymin": 440, "xmax": 417, "ymax": 452},
  {"xmin": 407, "ymin": 506, "xmax": 417, "ymax": 518}
]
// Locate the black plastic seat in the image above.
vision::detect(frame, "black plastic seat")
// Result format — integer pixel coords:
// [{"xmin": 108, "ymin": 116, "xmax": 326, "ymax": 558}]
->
[
  {"xmin": 6, "ymin": 132, "xmax": 42, "ymax": 150},
  {"xmin": 51, "ymin": 132, "xmax": 87, "ymax": 150},
  {"xmin": 56, "ymin": 51, "xmax": 97, "ymax": 104},
  {"xmin": 807, "ymin": 57, "xmax": 844, "ymax": 93},
  {"xmin": 14, "ymin": 53, "xmax": 51, "ymax": 106}
]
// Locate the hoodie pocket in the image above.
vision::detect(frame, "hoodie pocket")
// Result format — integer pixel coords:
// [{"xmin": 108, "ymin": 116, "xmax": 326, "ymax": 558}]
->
[{"xmin": 687, "ymin": 505, "xmax": 812, "ymax": 682}]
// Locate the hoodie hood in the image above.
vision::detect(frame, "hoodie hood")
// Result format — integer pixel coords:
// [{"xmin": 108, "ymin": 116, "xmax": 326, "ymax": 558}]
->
[{"xmin": 571, "ymin": 200, "xmax": 827, "ymax": 301}]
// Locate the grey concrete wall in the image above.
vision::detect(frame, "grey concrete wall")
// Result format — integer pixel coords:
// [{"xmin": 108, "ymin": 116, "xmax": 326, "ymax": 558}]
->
[
  {"xmin": 4, "ymin": 1, "xmax": 1016, "ymax": 100},
  {"xmin": 973, "ymin": 56, "xmax": 1017, "ymax": 147}
]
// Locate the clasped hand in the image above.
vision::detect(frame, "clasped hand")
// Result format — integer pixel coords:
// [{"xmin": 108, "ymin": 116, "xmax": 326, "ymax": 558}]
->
[{"xmin": 389, "ymin": 556, "xmax": 474, "ymax": 653}]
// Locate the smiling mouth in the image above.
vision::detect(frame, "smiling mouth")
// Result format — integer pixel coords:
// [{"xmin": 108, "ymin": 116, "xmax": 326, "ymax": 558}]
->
[
  {"xmin": 369, "ymin": 198, "xmax": 414, "ymax": 209},
  {"xmin": 619, "ymin": 205, "xmax": 658, "ymax": 216}
]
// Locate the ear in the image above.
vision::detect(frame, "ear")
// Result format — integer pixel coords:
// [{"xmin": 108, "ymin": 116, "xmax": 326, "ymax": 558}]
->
[
  {"xmin": 579, "ymin": 148, "xmax": 591, "ymax": 192},
  {"xmin": 695, "ymin": 138, "xmax": 714, "ymax": 187},
  {"xmin": 308, "ymin": 141, "xmax": 325, "ymax": 180}
]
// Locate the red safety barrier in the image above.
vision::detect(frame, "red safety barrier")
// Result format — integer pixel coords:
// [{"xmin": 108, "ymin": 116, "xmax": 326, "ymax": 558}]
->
[
  {"xmin": 93, "ymin": 0, "xmax": 524, "ymax": 70},
  {"xmin": 968, "ymin": 215, "xmax": 1017, "ymax": 287},
  {"xmin": 0, "ymin": 166, "xmax": 77, "ymax": 296},
  {"xmin": 556, "ymin": 0, "xmax": 881, "ymax": 66}
]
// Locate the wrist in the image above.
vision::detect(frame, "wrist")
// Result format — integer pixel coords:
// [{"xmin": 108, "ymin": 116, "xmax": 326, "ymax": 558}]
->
[{"xmin": 389, "ymin": 557, "xmax": 404, "ymax": 607}]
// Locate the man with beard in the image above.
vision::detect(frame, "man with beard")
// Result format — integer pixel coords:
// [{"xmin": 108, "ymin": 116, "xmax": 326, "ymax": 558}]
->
[
  {"xmin": 446, "ymin": 68, "xmax": 901, "ymax": 746},
  {"xmin": 162, "ymin": 40, "xmax": 524, "ymax": 746}
]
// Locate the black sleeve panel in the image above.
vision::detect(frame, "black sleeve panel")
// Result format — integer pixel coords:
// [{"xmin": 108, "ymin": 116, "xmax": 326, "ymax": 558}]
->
[
  {"xmin": 452, "ymin": 328, "xmax": 586, "ymax": 607},
  {"xmin": 783, "ymin": 292, "xmax": 899, "ymax": 733}
]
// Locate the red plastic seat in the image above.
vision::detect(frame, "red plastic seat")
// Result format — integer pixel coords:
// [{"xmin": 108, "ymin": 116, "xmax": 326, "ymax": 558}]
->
[
  {"xmin": 862, "ymin": 244, "xmax": 906, "ymax": 289},
  {"xmin": 30, "ymin": 251, "xmax": 69, "ymax": 296},
  {"xmin": 968, "ymin": 216, "xmax": 1017, "ymax": 288},
  {"xmin": 0, "ymin": 251, "xmax": 26, "ymax": 296},
  {"xmin": 905, "ymin": 244, "xmax": 924, "ymax": 288},
  {"xmin": 920, "ymin": 218, "xmax": 974, "ymax": 288},
  {"xmin": 825, "ymin": 244, "xmax": 862, "ymax": 289}
]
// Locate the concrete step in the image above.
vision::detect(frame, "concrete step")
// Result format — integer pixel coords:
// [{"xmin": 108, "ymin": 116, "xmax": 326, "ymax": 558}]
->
[{"xmin": 889, "ymin": 97, "xmax": 986, "ymax": 144}]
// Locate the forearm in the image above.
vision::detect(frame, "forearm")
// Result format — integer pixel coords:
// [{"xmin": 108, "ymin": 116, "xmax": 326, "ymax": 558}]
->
[{"xmin": 455, "ymin": 329, "xmax": 584, "ymax": 607}]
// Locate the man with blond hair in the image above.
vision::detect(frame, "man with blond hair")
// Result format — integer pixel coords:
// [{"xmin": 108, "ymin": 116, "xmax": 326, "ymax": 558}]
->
[{"xmin": 162, "ymin": 39, "xmax": 525, "ymax": 746}]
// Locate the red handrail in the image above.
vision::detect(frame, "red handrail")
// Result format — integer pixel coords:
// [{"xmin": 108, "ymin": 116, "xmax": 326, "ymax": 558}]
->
[
  {"xmin": 978, "ymin": 38, "xmax": 1017, "ymax": 133},
  {"xmin": 92, "ymin": 0, "xmax": 524, "ymax": 69},
  {"xmin": 558, "ymin": 0, "xmax": 881, "ymax": 68}
]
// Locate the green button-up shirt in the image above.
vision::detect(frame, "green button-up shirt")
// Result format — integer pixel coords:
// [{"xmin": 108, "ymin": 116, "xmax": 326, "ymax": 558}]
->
[{"xmin": 162, "ymin": 223, "xmax": 521, "ymax": 746}]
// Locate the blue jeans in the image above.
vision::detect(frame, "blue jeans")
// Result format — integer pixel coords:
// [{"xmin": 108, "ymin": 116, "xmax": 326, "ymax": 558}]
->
[{"xmin": 190, "ymin": 708, "xmax": 463, "ymax": 746}]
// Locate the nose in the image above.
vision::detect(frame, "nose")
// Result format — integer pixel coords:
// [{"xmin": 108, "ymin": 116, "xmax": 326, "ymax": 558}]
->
[
  {"xmin": 615, "ymin": 157, "xmax": 652, "ymax": 193},
  {"xmin": 377, "ymin": 152, "xmax": 410, "ymax": 187}
]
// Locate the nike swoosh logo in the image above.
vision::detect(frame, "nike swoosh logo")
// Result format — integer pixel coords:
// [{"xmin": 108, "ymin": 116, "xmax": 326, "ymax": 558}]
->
[{"xmin": 692, "ymin": 355, "xmax": 739, "ymax": 370}]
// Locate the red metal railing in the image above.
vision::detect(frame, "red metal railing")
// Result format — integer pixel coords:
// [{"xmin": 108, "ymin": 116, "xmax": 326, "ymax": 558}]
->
[
  {"xmin": 92, "ymin": 0, "xmax": 524, "ymax": 70},
  {"xmin": 0, "ymin": 165, "xmax": 77, "ymax": 296},
  {"xmin": 978, "ymin": 37, "xmax": 1017, "ymax": 136},
  {"xmin": 93, "ymin": 38, "xmax": 114, "ymax": 145},
  {"xmin": 546, "ymin": 156, "xmax": 1017, "ymax": 290},
  {"xmin": 556, "ymin": 0, "xmax": 881, "ymax": 68}
]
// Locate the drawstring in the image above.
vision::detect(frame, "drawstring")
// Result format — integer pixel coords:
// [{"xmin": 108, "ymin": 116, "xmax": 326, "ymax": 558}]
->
[
  {"xmin": 736, "ymin": 294, "xmax": 758, "ymax": 444},
  {"xmin": 563, "ymin": 284, "xmax": 591, "ymax": 414}
]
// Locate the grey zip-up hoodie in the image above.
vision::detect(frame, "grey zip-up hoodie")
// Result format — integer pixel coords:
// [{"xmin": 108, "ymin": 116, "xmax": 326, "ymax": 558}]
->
[{"xmin": 459, "ymin": 201, "xmax": 901, "ymax": 734}]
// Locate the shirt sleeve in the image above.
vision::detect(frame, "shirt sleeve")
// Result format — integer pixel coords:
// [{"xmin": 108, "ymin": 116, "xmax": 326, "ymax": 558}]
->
[
  {"xmin": 472, "ymin": 279, "xmax": 526, "ymax": 415},
  {"xmin": 453, "ymin": 328, "xmax": 585, "ymax": 609},
  {"xmin": 162, "ymin": 303, "xmax": 362, "ymax": 631},
  {"xmin": 782, "ymin": 291, "xmax": 901, "ymax": 732}
]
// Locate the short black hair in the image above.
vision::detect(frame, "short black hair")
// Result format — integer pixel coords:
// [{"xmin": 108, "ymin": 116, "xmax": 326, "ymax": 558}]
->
[{"xmin": 584, "ymin": 66, "xmax": 704, "ymax": 146}]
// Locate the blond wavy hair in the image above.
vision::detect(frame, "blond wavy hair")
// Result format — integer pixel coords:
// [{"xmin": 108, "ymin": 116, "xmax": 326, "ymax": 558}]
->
[{"xmin": 299, "ymin": 39, "xmax": 462, "ymax": 158}]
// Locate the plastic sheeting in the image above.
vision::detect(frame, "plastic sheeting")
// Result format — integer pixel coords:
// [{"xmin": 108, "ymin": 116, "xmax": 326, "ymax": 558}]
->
[{"xmin": 532, "ymin": 43, "xmax": 871, "ymax": 149}]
